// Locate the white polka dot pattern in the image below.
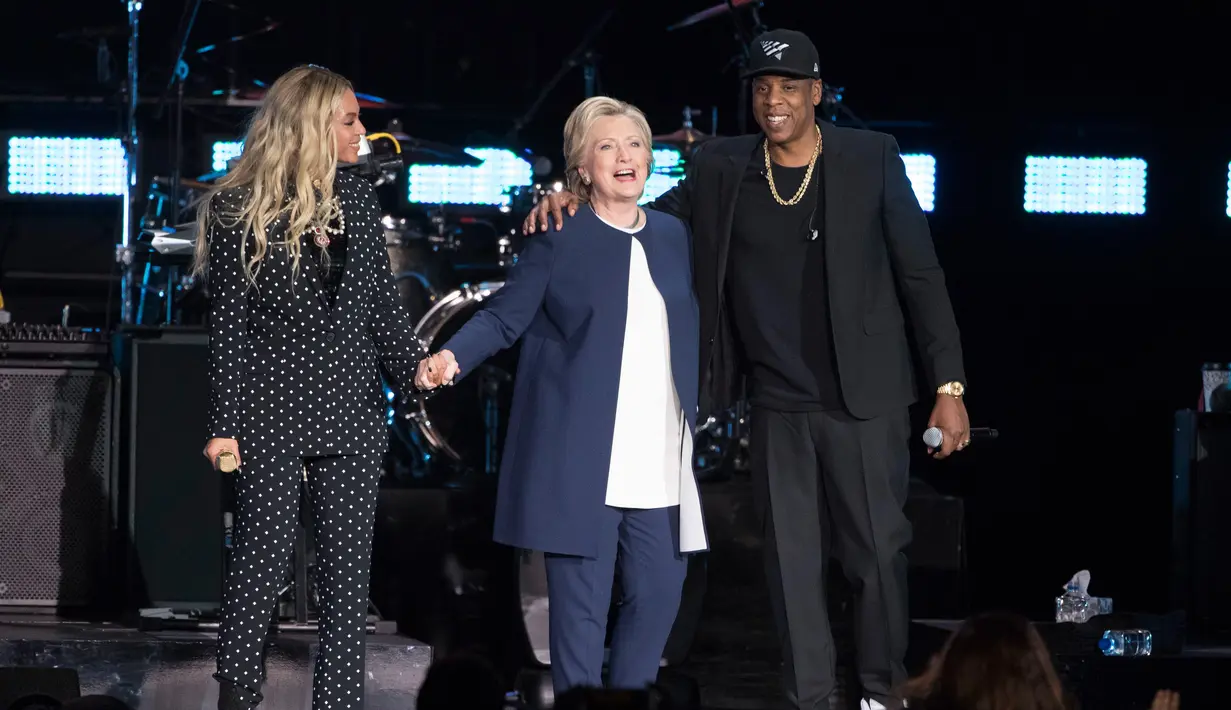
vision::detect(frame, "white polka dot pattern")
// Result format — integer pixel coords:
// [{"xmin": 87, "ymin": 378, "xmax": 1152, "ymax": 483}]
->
[
  {"xmin": 205, "ymin": 171, "xmax": 427, "ymax": 458},
  {"xmin": 203, "ymin": 171, "xmax": 427, "ymax": 708},
  {"xmin": 213, "ymin": 453, "xmax": 381, "ymax": 708}
]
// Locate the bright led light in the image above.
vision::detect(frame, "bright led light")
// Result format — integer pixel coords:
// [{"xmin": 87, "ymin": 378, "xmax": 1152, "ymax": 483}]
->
[
  {"xmin": 641, "ymin": 147, "xmax": 685, "ymax": 205},
  {"xmin": 211, "ymin": 140, "xmax": 244, "ymax": 172},
  {"xmin": 407, "ymin": 148, "xmax": 533, "ymax": 206},
  {"xmin": 1024, "ymin": 156, "xmax": 1147, "ymax": 215},
  {"xmin": 5, "ymin": 136, "xmax": 126, "ymax": 196},
  {"xmin": 652, "ymin": 148, "xmax": 681, "ymax": 170},
  {"xmin": 1225, "ymin": 162, "xmax": 1231, "ymax": 218},
  {"xmin": 901, "ymin": 153, "xmax": 936, "ymax": 212}
]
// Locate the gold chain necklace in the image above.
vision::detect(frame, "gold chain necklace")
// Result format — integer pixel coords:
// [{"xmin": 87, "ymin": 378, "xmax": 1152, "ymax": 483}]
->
[{"xmin": 764, "ymin": 124, "xmax": 823, "ymax": 206}]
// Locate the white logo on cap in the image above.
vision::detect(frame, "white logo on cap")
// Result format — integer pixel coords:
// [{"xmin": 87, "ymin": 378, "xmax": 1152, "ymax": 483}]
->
[
  {"xmin": 760, "ymin": 40, "xmax": 789, "ymax": 61},
  {"xmin": 813, "ymin": 62, "xmax": 819, "ymax": 73}
]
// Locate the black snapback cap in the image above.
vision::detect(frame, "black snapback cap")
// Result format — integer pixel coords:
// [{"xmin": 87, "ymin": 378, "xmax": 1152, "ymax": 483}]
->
[{"xmin": 741, "ymin": 29, "xmax": 821, "ymax": 81}]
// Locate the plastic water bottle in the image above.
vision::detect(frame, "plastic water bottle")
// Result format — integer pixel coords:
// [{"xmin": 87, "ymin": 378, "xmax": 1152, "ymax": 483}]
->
[
  {"xmin": 1056, "ymin": 584, "xmax": 1113, "ymax": 623},
  {"xmin": 1055, "ymin": 583, "xmax": 1090, "ymax": 623},
  {"xmin": 1099, "ymin": 629, "xmax": 1152, "ymax": 657}
]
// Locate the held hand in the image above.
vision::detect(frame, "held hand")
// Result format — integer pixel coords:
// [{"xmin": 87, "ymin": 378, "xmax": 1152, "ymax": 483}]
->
[
  {"xmin": 522, "ymin": 191, "xmax": 579, "ymax": 234},
  {"xmin": 204, "ymin": 437, "xmax": 242, "ymax": 472},
  {"xmin": 414, "ymin": 350, "xmax": 460, "ymax": 390},
  {"xmin": 927, "ymin": 394, "xmax": 970, "ymax": 459}
]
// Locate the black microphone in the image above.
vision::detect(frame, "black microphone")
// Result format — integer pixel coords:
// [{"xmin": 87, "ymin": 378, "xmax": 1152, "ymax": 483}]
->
[{"xmin": 922, "ymin": 427, "xmax": 998, "ymax": 449}]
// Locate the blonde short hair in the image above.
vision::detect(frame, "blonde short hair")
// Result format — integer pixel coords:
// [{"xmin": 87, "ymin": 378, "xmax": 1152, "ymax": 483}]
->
[{"xmin": 562, "ymin": 96, "xmax": 655, "ymax": 203}]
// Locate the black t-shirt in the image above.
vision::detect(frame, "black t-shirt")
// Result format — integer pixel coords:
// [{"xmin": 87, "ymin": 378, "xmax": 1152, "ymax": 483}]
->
[{"xmin": 727, "ymin": 146, "xmax": 843, "ymax": 411}]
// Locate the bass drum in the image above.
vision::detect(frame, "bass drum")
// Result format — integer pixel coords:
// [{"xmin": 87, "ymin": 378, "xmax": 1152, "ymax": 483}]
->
[
  {"xmin": 385, "ymin": 226, "xmax": 455, "ymax": 327},
  {"xmin": 407, "ymin": 282, "xmax": 519, "ymax": 475}
]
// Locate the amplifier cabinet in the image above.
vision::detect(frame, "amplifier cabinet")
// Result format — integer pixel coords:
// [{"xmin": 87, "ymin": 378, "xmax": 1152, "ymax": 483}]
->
[{"xmin": 0, "ymin": 361, "xmax": 112, "ymax": 608}]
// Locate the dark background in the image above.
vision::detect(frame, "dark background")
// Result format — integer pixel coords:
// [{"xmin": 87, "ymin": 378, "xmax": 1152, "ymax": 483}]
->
[{"xmin": 0, "ymin": 0, "xmax": 1225, "ymax": 619}]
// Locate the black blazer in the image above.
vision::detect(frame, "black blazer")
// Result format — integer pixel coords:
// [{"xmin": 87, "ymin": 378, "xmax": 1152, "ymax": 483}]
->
[
  {"xmin": 650, "ymin": 121, "xmax": 965, "ymax": 421},
  {"xmin": 205, "ymin": 171, "xmax": 426, "ymax": 458}
]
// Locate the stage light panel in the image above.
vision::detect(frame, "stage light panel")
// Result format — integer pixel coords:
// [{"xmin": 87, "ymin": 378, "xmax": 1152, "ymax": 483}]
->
[
  {"xmin": 652, "ymin": 148, "xmax": 682, "ymax": 170},
  {"xmin": 640, "ymin": 147, "xmax": 685, "ymax": 205},
  {"xmin": 211, "ymin": 140, "xmax": 244, "ymax": 172},
  {"xmin": 1225, "ymin": 162, "xmax": 1231, "ymax": 218},
  {"xmin": 1023, "ymin": 156, "xmax": 1147, "ymax": 215},
  {"xmin": 5, "ymin": 136, "xmax": 126, "ymax": 196},
  {"xmin": 901, "ymin": 153, "xmax": 936, "ymax": 212},
  {"xmin": 407, "ymin": 147, "xmax": 533, "ymax": 207}
]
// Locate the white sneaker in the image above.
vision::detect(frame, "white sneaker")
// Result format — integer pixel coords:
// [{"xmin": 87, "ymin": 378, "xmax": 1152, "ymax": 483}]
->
[{"xmin": 861, "ymin": 699, "xmax": 888, "ymax": 710}]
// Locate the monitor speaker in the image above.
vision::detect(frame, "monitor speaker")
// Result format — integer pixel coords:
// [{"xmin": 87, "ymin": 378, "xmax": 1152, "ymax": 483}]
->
[{"xmin": 1171, "ymin": 409, "xmax": 1231, "ymax": 643}]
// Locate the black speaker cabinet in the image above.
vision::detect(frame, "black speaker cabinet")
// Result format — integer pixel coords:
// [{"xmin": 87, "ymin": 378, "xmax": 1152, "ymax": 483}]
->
[
  {"xmin": 0, "ymin": 360, "xmax": 112, "ymax": 610},
  {"xmin": 1172, "ymin": 409, "xmax": 1231, "ymax": 643},
  {"xmin": 114, "ymin": 327, "xmax": 223, "ymax": 612}
]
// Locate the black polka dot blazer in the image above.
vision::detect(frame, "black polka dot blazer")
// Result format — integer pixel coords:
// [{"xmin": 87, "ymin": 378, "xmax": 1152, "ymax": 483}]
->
[{"xmin": 204, "ymin": 171, "xmax": 426, "ymax": 458}]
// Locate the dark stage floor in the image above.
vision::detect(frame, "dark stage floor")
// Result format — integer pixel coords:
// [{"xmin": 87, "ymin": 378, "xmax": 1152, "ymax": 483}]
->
[
  {"xmin": 0, "ymin": 616, "xmax": 431, "ymax": 709},
  {"xmin": 675, "ymin": 477, "xmax": 1229, "ymax": 710},
  {"xmin": 0, "ymin": 610, "xmax": 1226, "ymax": 709},
  {"xmin": 1, "ymin": 476, "xmax": 1224, "ymax": 709}
]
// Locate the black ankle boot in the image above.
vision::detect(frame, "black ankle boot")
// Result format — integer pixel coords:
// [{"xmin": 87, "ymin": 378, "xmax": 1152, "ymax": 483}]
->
[{"xmin": 217, "ymin": 679, "xmax": 261, "ymax": 709}]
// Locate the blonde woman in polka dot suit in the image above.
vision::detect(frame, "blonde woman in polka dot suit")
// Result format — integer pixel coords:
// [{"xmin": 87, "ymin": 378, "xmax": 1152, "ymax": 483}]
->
[{"xmin": 191, "ymin": 65, "xmax": 426, "ymax": 710}]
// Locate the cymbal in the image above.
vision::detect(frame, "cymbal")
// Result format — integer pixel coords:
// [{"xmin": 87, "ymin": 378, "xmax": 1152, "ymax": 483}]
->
[
  {"xmin": 224, "ymin": 88, "xmax": 401, "ymax": 110},
  {"xmin": 666, "ymin": 0, "xmax": 761, "ymax": 31},
  {"xmin": 373, "ymin": 133, "xmax": 483, "ymax": 167},
  {"xmin": 652, "ymin": 126, "xmax": 715, "ymax": 150},
  {"xmin": 151, "ymin": 176, "xmax": 214, "ymax": 191},
  {"xmin": 55, "ymin": 25, "xmax": 128, "ymax": 41}
]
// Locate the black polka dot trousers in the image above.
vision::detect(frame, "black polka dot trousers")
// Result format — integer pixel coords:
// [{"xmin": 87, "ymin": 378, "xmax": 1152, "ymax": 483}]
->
[{"xmin": 215, "ymin": 453, "xmax": 381, "ymax": 709}]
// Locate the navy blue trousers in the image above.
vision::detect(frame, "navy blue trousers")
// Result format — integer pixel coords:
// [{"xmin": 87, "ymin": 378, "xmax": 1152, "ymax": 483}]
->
[{"xmin": 543, "ymin": 505, "xmax": 687, "ymax": 695}]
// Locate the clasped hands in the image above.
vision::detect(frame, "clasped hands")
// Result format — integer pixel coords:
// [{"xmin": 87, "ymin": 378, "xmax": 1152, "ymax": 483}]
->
[{"xmin": 414, "ymin": 349, "xmax": 460, "ymax": 390}]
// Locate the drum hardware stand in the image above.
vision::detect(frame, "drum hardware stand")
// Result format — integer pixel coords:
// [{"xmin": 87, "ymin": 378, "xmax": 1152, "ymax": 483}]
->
[
  {"xmin": 478, "ymin": 365, "xmax": 514, "ymax": 476},
  {"xmin": 270, "ymin": 465, "xmax": 397, "ymax": 634},
  {"xmin": 506, "ymin": 7, "xmax": 615, "ymax": 142},
  {"xmin": 732, "ymin": 5, "xmax": 766, "ymax": 135},
  {"xmin": 118, "ymin": 0, "xmax": 143, "ymax": 325}
]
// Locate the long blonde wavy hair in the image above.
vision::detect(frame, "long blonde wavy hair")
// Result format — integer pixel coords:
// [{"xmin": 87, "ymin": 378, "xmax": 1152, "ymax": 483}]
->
[{"xmin": 191, "ymin": 64, "xmax": 352, "ymax": 283}]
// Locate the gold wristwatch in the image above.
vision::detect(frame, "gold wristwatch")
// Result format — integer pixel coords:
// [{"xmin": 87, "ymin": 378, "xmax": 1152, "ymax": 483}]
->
[{"xmin": 936, "ymin": 381, "xmax": 965, "ymax": 397}]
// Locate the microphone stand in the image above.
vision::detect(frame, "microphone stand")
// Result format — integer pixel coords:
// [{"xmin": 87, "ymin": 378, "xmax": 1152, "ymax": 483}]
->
[
  {"xmin": 506, "ymin": 7, "xmax": 615, "ymax": 142},
  {"xmin": 159, "ymin": 0, "xmax": 203, "ymax": 226},
  {"xmin": 154, "ymin": 0, "xmax": 204, "ymax": 326},
  {"xmin": 723, "ymin": 0, "xmax": 766, "ymax": 135},
  {"xmin": 820, "ymin": 83, "xmax": 869, "ymax": 130},
  {"xmin": 118, "ymin": 0, "xmax": 143, "ymax": 325}
]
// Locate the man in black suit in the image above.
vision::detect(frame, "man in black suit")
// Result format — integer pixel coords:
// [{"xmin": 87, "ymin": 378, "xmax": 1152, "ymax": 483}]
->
[{"xmin": 525, "ymin": 28, "xmax": 969, "ymax": 710}]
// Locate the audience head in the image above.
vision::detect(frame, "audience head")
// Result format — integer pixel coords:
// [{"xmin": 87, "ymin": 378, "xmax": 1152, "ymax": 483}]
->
[
  {"xmin": 7, "ymin": 695, "xmax": 62, "ymax": 710},
  {"xmin": 902, "ymin": 612, "xmax": 1069, "ymax": 710},
  {"xmin": 61, "ymin": 697, "xmax": 132, "ymax": 710},
  {"xmin": 553, "ymin": 685, "xmax": 673, "ymax": 710},
  {"xmin": 415, "ymin": 652, "xmax": 505, "ymax": 710}
]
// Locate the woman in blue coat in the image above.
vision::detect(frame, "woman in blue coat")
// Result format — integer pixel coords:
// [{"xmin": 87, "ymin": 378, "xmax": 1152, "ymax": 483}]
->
[{"xmin": 415, "ymin": 96, "xmax": 708, "ymax": 694}]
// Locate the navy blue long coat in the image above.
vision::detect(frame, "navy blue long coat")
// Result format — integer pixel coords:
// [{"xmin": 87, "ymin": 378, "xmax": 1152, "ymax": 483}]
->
[{"xmin": 441, "ymin": 207, "xmax": 707, "ymax": 558}]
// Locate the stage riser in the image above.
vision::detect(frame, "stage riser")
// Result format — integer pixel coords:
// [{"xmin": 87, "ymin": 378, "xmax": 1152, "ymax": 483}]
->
[{"xmin": 0, "ymin": 635, "xmax": 431, "ymax": 710}]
